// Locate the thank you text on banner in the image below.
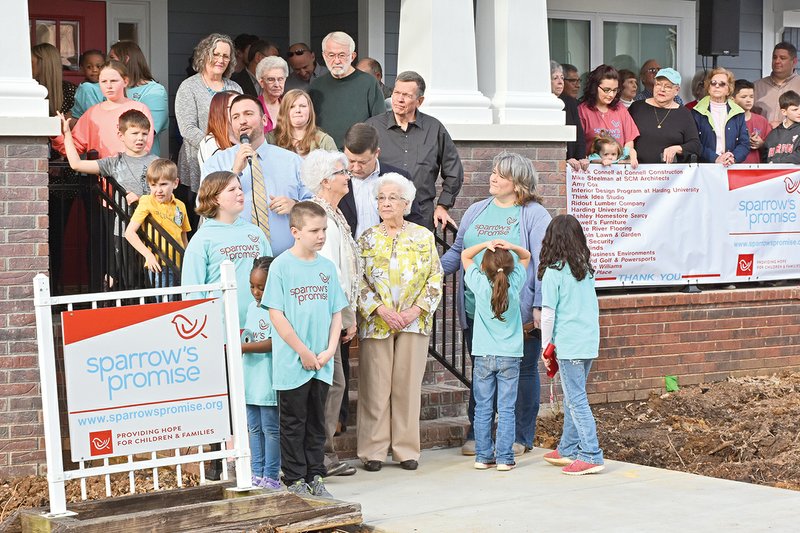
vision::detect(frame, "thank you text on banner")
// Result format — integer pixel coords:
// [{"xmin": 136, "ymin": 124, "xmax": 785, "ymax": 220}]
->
[
  {"xmin": 61, "ymin": 298, "xmax": 230, "ymax": 461},
  {"xmin": 567, "ymin": 164, "xmax": 800, "ymax": 288}
]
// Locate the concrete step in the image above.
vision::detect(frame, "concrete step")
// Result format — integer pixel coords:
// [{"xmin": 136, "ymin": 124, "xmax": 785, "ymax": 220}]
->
[
  {"xmin": 343, "ymin": 382, "xmax": 469, "ymax": 423},
  {"xmin": 332, "ymin": 416, "xmax": 469, "ymax": 460}
]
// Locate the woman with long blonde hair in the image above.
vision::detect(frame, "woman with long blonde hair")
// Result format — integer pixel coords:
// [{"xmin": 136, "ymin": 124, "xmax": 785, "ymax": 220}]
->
[
  {"xmin": 268, "ymin": 89, "xmax": 335, "ymax": 157},
  {"xmin": 31, "ymin": 43, "xmax": 76, "ymax": 117}
]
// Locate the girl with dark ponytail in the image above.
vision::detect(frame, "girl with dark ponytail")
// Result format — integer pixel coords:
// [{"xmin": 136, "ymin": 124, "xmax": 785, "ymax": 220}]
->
[{"xmin": 461, "ymin": 239, "xmax": 531, "ymax": 471}]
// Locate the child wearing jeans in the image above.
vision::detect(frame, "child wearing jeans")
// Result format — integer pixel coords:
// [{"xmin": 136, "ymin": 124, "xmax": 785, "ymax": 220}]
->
[
  {"xmin": 264, "ymin": 201, "xmax": 348, "ymax": 498},
  {"xmin": 462, "ymin": 239, "xmax": 530, "ymax": 471},
  {"xmin": 241, "ymin": 256, "xmax": 282, "ymax": 490},
  {"xmin": 538, "ymin": 215, "xmax": 604, "ymax": 475}
]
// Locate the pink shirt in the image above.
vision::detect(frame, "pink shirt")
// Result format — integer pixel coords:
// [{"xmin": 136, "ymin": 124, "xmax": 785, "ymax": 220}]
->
[
  {"xmin": 578, "ymin": 102, "xmax": 640, "ymax": 153},
  {"xmin": 257, "ymin": 94, "xmax": 278, "ymax": 133},
  {"xmin": 744, "ymin": 112, "xmax": 772, "ymax": 163},
  {"xmin": 52, "ymin": 100, "xmax": 155, "ymax": 159}
]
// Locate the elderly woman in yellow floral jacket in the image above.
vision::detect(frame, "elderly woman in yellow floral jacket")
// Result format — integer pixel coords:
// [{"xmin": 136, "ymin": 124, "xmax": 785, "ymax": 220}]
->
[{"xmin": 356, "ymin": 173, "xmax": 443, "ymax": 472}]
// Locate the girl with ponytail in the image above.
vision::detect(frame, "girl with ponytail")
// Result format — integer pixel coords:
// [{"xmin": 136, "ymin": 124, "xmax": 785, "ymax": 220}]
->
[{"xmin": 461, "ymin": 239, "xmax": 531, "ymax": 471}]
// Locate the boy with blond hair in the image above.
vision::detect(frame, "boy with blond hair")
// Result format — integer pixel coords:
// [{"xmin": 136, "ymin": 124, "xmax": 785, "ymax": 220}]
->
[{"xmin": 124, "ymin": 159, "xmax": 191, "ymax": 287}]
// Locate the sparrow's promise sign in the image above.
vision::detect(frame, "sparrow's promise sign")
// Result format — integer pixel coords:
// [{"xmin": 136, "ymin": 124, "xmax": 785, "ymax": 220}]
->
[{"xmin": 61, "ymin": 298, "xmax": 230, "ymax": 461}]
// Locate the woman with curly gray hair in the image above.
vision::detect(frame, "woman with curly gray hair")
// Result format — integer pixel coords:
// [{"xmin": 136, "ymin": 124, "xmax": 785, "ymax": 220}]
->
[
  {"xmin": 300, "ymin": 149, "xmax": 361, "ymax": 477},
  {"xmin": 256, "ymin": 56, "xmax": 289, "ymax": 133},
  {"xmin": 175, "ymin": 33, "xmax": 243, "ymax": 192}
]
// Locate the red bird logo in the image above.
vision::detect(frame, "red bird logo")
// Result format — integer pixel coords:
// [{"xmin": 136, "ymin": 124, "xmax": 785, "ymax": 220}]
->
[
  {"xmin": 248, "ymin": 233, "xmax": 260, "ymax": 243},
  {"xmin": 319, "ymin": 272, "xmax": 330, "ymax": 283},
  {"xmin": 171, "ymin": 314, "xmax": 208, "ymax": 339},
  {"xmin": 785, "ymin": 176, "xmax": 800, "ymax": 193},
  {"xmin": 739, "ymin": 258, "xmax": 753, "ymax": 272},
  {"xmin": 259, "ymin": 319, "xmax": 269, "ymax": 330}
]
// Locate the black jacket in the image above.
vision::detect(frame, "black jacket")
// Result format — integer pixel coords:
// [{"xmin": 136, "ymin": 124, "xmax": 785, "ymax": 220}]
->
[
  {"xmin": 231, "ymin": 69, "xmax": 259, "ymax": 98},
  {"xmin": 560, "ymin": 94, "xmax": 586, "ymax": 160},
  {"xmin": 340, "ymin": 162, "xmax": 425, "ymax": 237}
]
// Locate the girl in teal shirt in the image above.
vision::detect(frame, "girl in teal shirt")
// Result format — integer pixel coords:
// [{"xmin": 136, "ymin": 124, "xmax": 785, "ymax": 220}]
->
[{"xmin": 539, "ymin": 215, "xmax": 604, "ymax": 475}]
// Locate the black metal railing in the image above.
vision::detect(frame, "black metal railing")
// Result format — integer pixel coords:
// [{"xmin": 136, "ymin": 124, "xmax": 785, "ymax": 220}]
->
[
  {"xmin": 430, "ymin": 222, "xmax": 470, "ymax": 387},
  {"xmin": 48, "ymin": 158, "xmax": 183, "ymax": 296}
]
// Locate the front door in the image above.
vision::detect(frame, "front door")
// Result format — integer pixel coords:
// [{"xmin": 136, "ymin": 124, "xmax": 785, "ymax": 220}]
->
[{"xmin": 29, "ymin": 0, "xmax": 107, "ymax": 86}]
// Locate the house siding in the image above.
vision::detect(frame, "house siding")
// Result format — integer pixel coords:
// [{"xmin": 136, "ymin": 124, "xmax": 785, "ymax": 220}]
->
[
  {"xmin": 384, "ymin": 0, "xmax": 401, "ymax": 86},
  {"xmin": 695, "ymin": 0, "xmax": 764, "ymax": 83}
]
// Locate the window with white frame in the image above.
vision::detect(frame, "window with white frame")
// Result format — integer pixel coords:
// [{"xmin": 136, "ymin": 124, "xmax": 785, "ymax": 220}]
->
[{"xmin": 546, "ymin": 0, "xmax": 695, "ymax": 99}]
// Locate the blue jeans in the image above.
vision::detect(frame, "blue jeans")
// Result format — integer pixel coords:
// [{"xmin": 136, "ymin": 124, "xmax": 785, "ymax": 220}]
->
[
  {"xmin": 149, "ymin": 268, "xmax": 176, "ymax": 288},
  {"xmin": 465, "ymin": 316, "xmax": 541, "ymax": 447},
  {"xmin": 473, "ymin": 355, "xmax": 520, "ymax": 465},
  {"xmin": 557, "ymin": 359, "xmax": 603, "ymax": 465},
  {"xmin": 246, "ymin": 404, "xmax": 281, "ymax": 479}
]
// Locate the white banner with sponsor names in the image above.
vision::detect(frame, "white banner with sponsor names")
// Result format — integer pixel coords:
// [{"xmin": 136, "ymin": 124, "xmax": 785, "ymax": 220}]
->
[{"xmin": 567, "ymin": 164, "xmax": 800, "ymax": 287}]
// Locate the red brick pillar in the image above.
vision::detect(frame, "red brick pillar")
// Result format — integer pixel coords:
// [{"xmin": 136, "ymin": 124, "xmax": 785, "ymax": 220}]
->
[{"xmin": 0, "ymin": 137, "xmax": 50, "ymax": 476}]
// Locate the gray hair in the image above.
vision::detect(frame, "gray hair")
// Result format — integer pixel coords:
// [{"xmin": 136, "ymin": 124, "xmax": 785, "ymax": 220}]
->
[
  {"xmin": 374, "ymin": 173, "xmax": 417, "ymax": 216},
  {"xmin": 550, "ymin": 60, "xmax": 563, "ymax": 76},
  {"xmin": 396, "ymin": 71, "xmax": 426, "ymax": 97},
  {"xmin": 301, "ymin": 149, "xmax": 349, "ymax": 194},
  {"xmin": 322, "ymin": 31, "xmax": 356, "ymax": 54},
  {"xmin": 193, "ymin": 33, "xmax": 236, "ymax": 78},
  {"xmin": 256, "ymin": 55, "xmax": 289, "ymax": 81},
  {"xmin": 492, "ymin": 152, "xmax": 542, "ymax": 205}
]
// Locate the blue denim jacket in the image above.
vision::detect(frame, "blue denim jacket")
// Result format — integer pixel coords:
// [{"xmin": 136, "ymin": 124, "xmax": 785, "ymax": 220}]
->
[{"xmin": 440, "ymin": 197, "xmax": 551, "ymax": 329}]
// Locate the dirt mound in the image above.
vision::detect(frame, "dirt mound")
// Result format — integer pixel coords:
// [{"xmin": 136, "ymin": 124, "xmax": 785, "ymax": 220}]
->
[{"xmin": 535, "ymin": 371, "xmax": 800, "ymax": 490}]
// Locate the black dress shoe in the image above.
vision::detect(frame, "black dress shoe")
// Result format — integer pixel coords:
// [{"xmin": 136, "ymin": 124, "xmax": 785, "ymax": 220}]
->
[
  {"xmin": 363, "ymin": 460, "xmax": 382, "ymax": 472},
  {"xmin": 399, "ymin": 460, "xmax": 418, "ymax": 471}
]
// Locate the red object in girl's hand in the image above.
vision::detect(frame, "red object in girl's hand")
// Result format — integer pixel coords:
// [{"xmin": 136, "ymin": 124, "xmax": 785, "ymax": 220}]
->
[{"xmin": 542, "ymin": 343, "xmax": 558, "ymax": 377}]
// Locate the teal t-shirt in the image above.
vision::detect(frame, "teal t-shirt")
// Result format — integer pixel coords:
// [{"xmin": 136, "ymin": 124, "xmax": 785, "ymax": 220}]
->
[
  {"xmin": 463, "ymin": 202, "xmax": 521, "ymax": 317},
  {"xmin": 263, "ymin": 251, "xmax": 348, "ymax": 390},
  {"xmin": 181, "ymin": 217, "xmax": 271, "ymax": 329},
  {"xmin": 464, "ymin": 262, "xmax": 526, "ymax": 357},
  {"xmin": 541, "ymin": 264, "xmax": 600, "ymax": 359},
  {"xmin": 71, "ymin": 82, "xmax": 104, "ymax": 119},
  {"xmin": 242, "ymin": 301, "xmax": 277, "ymax": 406},
  {"xmin": 128, "ymin": 81, "xmax": 169, "ymax": 157}
]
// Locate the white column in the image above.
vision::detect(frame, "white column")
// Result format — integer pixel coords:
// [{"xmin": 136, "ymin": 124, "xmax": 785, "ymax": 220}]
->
[
  {"xmin": 289, "ymin": 0, "xmax": 311, "ymax": 46},
  {"xmin": 476, "ymin": 0, "xmax": 564, "ymax": 125},
  {"xmin": 0, "ymin": 0, "xmax": 58, "ymax": 135},
  {"xmin": 358, "ymin": 0, "xmax": 385, "ymax": 67},
  {"xmin": 397, "ymin": 0, "xmax": 492, "ymax": 124}
]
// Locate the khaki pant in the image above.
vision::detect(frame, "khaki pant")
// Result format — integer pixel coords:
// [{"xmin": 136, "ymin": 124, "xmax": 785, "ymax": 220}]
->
[
  {"xmin": 323, "ymin": 344, "xmax": 345, "ymax": 466},
  {"xmin": 357, "ymin": 332, "xmax": 429, "ymax": 463}
]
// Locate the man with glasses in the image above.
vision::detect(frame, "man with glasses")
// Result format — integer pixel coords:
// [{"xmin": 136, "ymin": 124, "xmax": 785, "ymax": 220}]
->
[
  {"xmin": 563, "ymin": 64, "xmax": 581, "ymax": 99},
  {"xmin": 635, "ymin": 59, "xmax": 683, "ymax": 104},
  {"xmin": 232, "ymin": 40, "xmax": 279, "ymax": 97},
  {"xmin": 366, "ymin": 71, "xmax": 463, "ymax": 231},
  {"xmin": 308, "ymin": 31, "xmax": 386, "ymax": 149},
  {"xmin": 285, "ymin": 42, "xmax": 328, "ymax": 91}
]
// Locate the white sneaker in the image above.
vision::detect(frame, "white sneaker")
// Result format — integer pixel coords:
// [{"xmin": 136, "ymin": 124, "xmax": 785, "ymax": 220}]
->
[
  {"xmin": 497, "ymin": 462, "xmax": 516, "ymax": 471},
  {"xmin": 512, "ymin": 443, "xmax": 530, "ymax": 456}
]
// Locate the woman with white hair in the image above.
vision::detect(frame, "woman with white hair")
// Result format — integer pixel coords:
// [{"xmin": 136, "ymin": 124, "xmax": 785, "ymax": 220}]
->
[
  {"xmin": 356, "ymin": 173, "xmax": 443, "ymax": 472},
  {"xmin": 551, "ymin": 60, "xmax": 585, "ymax": 161},
  {"xmin": 257, "ymin": 55, "xmax": 289, "ymax": 133},
  {"xmin": 175, "ymin": 33, "xmax": 242, "ymax": 192},
  {"xmin": 300, "ymin": 149, "xmax": 361, "ymax": 477},
  {"xmin": 440, "ymin": 151, "xmax": 551, "ymax": 460}
]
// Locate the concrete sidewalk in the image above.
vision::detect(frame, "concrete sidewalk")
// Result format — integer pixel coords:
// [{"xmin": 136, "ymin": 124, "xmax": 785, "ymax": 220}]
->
[{"xmin": 325, "ymin": 447, "xmax": 800, "ymax": 532}]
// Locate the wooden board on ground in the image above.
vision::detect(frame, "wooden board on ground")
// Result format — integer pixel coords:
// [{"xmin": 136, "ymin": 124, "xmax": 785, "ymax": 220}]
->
[{"xmin": 19, "ymin": 482, "xmax": 362, "ymax": 533}]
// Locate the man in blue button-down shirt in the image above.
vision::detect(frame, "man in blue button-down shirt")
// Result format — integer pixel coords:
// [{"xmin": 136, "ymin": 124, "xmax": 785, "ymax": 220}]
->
[{"xmin": 202, "ymin": 94, "xmax": 312, "ymax": 255}]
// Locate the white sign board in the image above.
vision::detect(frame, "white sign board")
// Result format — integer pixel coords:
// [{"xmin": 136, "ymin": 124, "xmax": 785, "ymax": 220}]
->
[{"xmin": 62, "ymin": 298, "xmax": 230, "ymax": 461}]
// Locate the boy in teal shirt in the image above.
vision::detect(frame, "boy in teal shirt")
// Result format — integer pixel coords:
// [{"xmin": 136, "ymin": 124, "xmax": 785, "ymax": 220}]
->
[{"xmin": 263, "ymin": 201, "xmax": 348, "ymax": 498}]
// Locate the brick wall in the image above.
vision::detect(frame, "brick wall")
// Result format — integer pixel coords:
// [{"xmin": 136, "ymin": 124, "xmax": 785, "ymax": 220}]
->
[
  {"xmin": 0, "ymin": 137, "xmax": 49, "ymax": 477},
  {"xmin": 588, "ymin": 286, "xmax": 800, "ymax": 404}
]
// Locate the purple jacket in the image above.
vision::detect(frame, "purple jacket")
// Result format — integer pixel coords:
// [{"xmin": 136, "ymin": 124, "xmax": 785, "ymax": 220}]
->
[{"xmin": 440, "ymin": 197, "xmax": 551, "ymax": 329}]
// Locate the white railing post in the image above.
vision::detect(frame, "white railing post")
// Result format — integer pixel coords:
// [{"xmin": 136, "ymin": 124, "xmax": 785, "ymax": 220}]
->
[
  {"xmin": 33, "ymin": 274, "xmax": 71, "ymax": 516},
  {"xmin": 219, "ymin": 261, "xmax": 252, "ymax": 488}
]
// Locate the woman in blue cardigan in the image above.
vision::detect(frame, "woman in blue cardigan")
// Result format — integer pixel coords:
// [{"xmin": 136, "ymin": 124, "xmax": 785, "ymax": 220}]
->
[
  {"xmin": 440, "ymin": 152, "xmax": 551, "ymax": 457},
  {"xmin": 691, "ymin": 67, "xmax": 750, "ymax": 165}
]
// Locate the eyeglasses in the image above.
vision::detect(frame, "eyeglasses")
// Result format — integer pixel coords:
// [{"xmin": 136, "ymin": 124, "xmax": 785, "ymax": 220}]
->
[
  {"xmin": 332, "ymin": 168, "xmax": 352, "ymax": 178},
  {"xmin": 565, "ymin": 78, "xmax": 580, "ymax": 83},
  {"xmin": 392, "ymin": 90, "xmax": 418, "ymax": 100},
  {"xmin": 598, "ymin": 86, "xmax": 619, "ymax": 94},
  {"xmin": 710, "ymin": 80, "xmax": 728, "ymax": 87},
  {"xmin": 212, "ymin": 53, "xmax": 231, "ymax": 62},
  {"xmin": 324, "ymin": 52, "xmax": 350, "ymax": 61},
  {"xmin": 264, "ymin": 77, "xmax": 286, "ymax": 84},
  {"xmin": 655, "ymin": 82, "xmax": 677, "ymax": 91},
  {"xmin": 287, "ymin": 49, "xmax": 308, "ymax": 57},
  {"xmin": 647, "ymin": 67, "xmax": 661, "ymax": 73},
  {"xmin": 376, "ymin": 194, "xmax": 406, "ymax": 204}
]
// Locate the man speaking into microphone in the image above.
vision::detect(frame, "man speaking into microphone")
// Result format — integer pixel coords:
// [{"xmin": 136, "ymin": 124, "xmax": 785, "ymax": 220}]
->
[{"xmin": 202, "ymin": 94, "xmax": 312, "ymax": 255}]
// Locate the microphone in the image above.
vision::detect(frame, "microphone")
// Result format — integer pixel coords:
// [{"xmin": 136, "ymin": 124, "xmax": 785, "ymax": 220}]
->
[{"xmin": 239, "ymin": 133, "xmax": 252, "ymax": 164}]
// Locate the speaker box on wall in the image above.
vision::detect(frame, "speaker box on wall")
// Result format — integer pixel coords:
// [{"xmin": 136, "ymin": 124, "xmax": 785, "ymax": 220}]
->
[{"xmin": 698, "ymin": 0, "xmax": 741, "ymax": 56}]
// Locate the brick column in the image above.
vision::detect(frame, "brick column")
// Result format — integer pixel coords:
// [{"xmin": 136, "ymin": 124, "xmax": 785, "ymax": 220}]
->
[{"xmin": 0, "ymin": 137, "xmax": 50, "ymax": 476}]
